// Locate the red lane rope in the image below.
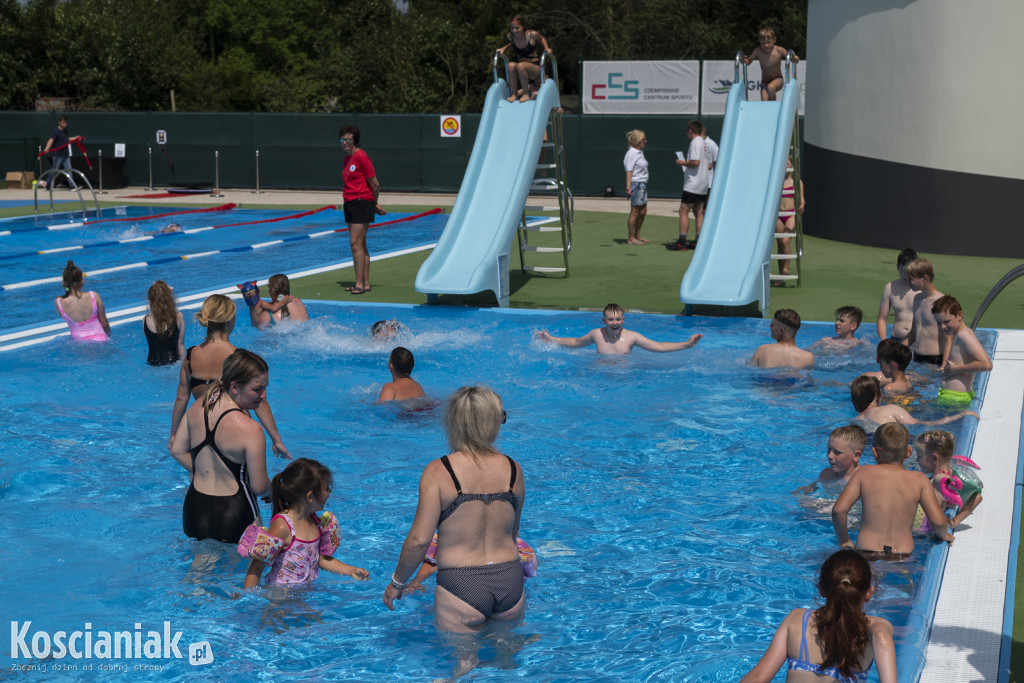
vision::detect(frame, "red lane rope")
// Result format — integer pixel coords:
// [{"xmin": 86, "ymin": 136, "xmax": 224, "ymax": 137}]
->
[
  {"xmin": 38, "ymin": 139, "xmax": 92, "ymax": 168},
  {"xmin": 83, "ymin": 203, "xmax": 239, "ymax": 225},
  {"xmin": 212, "ymin": 205, "xmax": 337, "ymax": 229}
]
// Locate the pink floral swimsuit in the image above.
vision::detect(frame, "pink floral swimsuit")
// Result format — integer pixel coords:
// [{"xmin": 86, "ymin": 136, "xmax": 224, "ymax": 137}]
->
[{"xmin": 265, "ymin": 513, "xmax": 321, "ymax": 585}]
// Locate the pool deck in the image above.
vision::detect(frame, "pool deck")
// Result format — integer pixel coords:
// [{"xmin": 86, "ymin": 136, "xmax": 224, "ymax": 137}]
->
[{"xmin": 3, "ymin": 185, "xmax": 1021, "ymax": 681}]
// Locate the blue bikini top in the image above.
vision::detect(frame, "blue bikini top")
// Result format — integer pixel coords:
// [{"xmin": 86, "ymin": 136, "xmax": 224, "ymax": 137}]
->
[{"xmin": 786, "ymin": 609, "xmax": 869, "ymax": 683}]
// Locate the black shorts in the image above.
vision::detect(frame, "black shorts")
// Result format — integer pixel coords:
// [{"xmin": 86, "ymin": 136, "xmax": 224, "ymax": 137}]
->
[
  {"xmin": 344, "ymin": 199, "xmax": 376, "ymax": 224},
  {"xmin": 913, "ymin": 352, "xmax": 943, "ymax": 366},
  {"xmin": 680, "ymin": 191, "xmax": 707, "ymax": 207}
]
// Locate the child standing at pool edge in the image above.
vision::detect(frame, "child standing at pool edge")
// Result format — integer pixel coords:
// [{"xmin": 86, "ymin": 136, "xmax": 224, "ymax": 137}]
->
[
  {"xmin": 740, "ymin": 549, "xmax": 896, "ymax": 682},
  {"xmin": 241, "ymin": 458, "xmax": 369, "ymax": 587}
]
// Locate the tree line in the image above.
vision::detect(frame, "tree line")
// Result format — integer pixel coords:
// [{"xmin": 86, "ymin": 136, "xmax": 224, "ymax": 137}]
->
[{"xmin": 0, "ymin": 0, "xmax": 806, "ymax": 113}]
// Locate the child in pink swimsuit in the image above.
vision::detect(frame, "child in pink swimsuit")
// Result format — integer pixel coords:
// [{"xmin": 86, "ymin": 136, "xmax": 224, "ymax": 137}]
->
[
  {"xmin": 54, "ymin": 260, "xmax": 110, "ymax": 341},
  {"xmin": 239, "ymin": 458, "xmax": 369, "ymax": 588}
]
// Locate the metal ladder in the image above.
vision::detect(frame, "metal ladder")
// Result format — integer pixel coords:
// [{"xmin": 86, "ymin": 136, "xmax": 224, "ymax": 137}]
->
[
  {"xmin": 769, "ymin": 52, "xmax": 803, "ymax": 287},
  {"xmin": 517, "ymin": 52, "xmax": 573, "ymax": 277},
  {"xmin": 34, "ymin": 168, "xmax": 100, "ymax": 213}
]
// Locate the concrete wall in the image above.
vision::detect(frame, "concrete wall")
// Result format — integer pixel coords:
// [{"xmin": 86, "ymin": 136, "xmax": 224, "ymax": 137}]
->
[{"xmin": 805, "ymin": 0, "xmax": 1023, "ymax": 257}]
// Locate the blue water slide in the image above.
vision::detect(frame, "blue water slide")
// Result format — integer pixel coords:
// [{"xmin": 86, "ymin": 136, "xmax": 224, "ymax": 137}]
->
[
  {"xmin": 679, "ymin": 79, "xmax": 800, "ymax": 312},
  {"xmin": 415, "ymin": 79, "xmax": 560, "ymax": 306}
]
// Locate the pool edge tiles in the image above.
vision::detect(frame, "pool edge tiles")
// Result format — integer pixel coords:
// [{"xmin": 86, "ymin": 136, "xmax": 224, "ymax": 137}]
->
[{"xmin": 922, "ymin": 329, "xmax": 1024, "ymax": 683}]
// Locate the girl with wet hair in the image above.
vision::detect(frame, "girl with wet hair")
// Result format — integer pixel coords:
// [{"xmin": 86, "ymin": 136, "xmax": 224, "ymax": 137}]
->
[
  {"xmin": 54, "ymin": 260, "xmax": 111, "ymax": 341},
  {"xmin": 143, "ymin": 280, "xmax": 185, "ymax": 365},
  {"xmin": 741, "ymin": 549, "xmax": 896, "ymax": 683}
]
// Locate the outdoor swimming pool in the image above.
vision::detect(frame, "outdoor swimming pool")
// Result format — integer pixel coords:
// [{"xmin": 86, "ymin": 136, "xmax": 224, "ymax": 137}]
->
[
  {"xmin": 0, "ymin": 301, "xmax": 990, "ymax": 681},
  {"xmin": 0, "ymin": 205, "xmax": 448, "ymax": 332}
]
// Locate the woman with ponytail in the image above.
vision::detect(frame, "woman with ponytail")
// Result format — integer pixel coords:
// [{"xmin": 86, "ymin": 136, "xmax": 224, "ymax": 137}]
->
[
  {"xmin": 741, "ymin": 549, "xmax": 896, "ymax": 683},
  {"xmin": 170, "ymin": 348, "xmax": 273, "ymax": 543},
  {"xmin": 168, "ymin": 293, "xmax": 291, "ymax": 460},
  {"xmin": 54, "ymin": 260, "xmax": 110, "ymax": 341}
]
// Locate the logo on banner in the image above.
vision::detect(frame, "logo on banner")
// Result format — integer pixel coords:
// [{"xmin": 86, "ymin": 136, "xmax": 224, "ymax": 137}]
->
[
  {"xmin": 440, "ymin": 115, "xmax": 461, "ymax": 138},
  {"xmin": 591, "ymin": 73, "xmax": 639, "ymax": 101}
]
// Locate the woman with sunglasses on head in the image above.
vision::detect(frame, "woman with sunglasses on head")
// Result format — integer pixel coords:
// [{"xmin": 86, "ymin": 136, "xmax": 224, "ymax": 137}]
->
[
  {"xmin": 339, "ymin": 125, "xmax": 385, "ymax": 296},
  {"xmin": 384, "ymin": 386, "xmax": 525, "ymax": 661}
]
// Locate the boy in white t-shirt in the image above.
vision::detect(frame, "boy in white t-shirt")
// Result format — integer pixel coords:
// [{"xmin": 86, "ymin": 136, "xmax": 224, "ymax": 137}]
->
[
  {"xmin": 702, "ymin": 123, "xmax": 719, "ymax": 189},
  {"xmin": 669, "ymin": 120, "xmax": 711, "ymax": 251}
]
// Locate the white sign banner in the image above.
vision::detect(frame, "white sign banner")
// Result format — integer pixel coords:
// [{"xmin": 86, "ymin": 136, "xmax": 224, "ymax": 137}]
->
[
  {"xmin": 583, "ymin": 61, "xmax": 699, "ymax": 115},
  {"xmin": 114, "ymin": 143, "xmax": 125, "ymax": 158},
  {"xmin": 701, "ymin": 60, "xmax": 806, "ymax": 116}
]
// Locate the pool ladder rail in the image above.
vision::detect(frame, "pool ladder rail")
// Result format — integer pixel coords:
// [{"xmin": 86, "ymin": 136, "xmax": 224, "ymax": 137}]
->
[
  {"xmin": 515, "ymin": 51, "xmax": 573, "ymax": 278},
  {"xmin": 33, "ymin": 168, "xmax": 101, "ymax": 214},
  {"xmin": 767, "ymin": 51, "xmax": 803, "ymax": 288}
]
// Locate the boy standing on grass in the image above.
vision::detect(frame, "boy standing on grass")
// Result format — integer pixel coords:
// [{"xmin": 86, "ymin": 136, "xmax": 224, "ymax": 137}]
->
[
  {"xmin": 903, "ymin": 258, "xmax": 946, "ymax": 366},
  {"xmin": 668, "ymin": 121, "xmax": 710, "ymax": 251},
  {"xmin": 932, "ymin": 295, "xmax": 992, "ymax": 408},
  {"xmin": 537, "ymin": 303, "xmax": 703, "ymax": 355},
  {"xmin": 832, "ymin": 422, "xmax": 953, "ymax": 560},
  {"xmin": 751, "ymin": 309, "xmax": 814, "ymax": 369}
]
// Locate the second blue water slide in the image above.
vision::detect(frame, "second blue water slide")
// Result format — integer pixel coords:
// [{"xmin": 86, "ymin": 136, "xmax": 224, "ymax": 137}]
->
[
  {"xmin": 415, "ymin": 79, "xmax": 560, "ymax": 307},
  {"xmin": 679, "ymin": 78, "xmax": 800, "ymax": 312}
]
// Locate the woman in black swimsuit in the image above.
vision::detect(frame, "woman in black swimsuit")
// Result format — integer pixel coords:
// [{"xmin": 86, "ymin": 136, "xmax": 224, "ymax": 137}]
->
[
  {"xmin": 170, "ymin": 348, "xmax": 272, "ymax": 543},
  {"xmin": 384, "ymin": 387, "xmax": 526, "ymax": 645},
  {"xmin": 168, "ymin": 294, "xmax": 291, "ymax": 459},
  {"xmin": 143, "ymin": 280, "xmax": 185, "ymax": 366},
  {"xmin": 496, "ymin": 14, "xmax": 552, "ymax": 103}
]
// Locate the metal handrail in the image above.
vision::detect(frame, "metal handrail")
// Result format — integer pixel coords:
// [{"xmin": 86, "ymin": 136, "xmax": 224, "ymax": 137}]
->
[
  {"xmin": 785, "ymin": 50, "xmax": 798, "ymax": 84},
  {"xmin": 492, "ymin": 51, "xmax": 511, "ymax": 93},
  {"xmin": 971, "ymin": 264, "xmax": 1024, "ymax": 329},
  {"xmin": 34, "ymin": 169, "xmax": 99, "ymax": 213},
  {"xmin": 734, "ymin": 51, "xmax": 749, "ymax": 100},
  {"xmin": 538, "ymin": 51, "xmax": 558, "ymax": 88}
]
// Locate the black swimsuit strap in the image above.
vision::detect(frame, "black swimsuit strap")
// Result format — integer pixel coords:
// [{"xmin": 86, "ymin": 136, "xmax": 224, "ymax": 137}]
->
[
  {"xmin": 191, "ymin": 407, "xmax": 244, "ymax": 468},
  {"xmin": 440, "ymin": 454, "xmax": 517, "ymax": 493}
]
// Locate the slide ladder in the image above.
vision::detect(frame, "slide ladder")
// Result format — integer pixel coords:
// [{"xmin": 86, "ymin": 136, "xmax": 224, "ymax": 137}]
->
[
  {"xmin": 770, "ymin": 72, "xmax": 804, "ymax": 287},
  {"xmin": 517, "ymin": 103, "xmax": 573, "ymax": 276},
  {"xmin": 680, "ymin": 52, "xmax": 800, "ymax": 314},
  {"xmin": 34, "ymin": 168, "xmax": 100, "ymax": 214},
  {"xmin": 415, "ymin": 52, "xmax": 562, "ymax": 306}
]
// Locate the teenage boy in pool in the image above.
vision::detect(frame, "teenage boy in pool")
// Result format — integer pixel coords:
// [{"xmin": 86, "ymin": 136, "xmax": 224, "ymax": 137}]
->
[
  {"xmin": 794, "ymin": 425, "xmax": 866, "ymax": 495},
  {"xmin": 744, "ymin": 27, "xmax": 798, "ymax": 101},
  {"xmin": 536, "ymin": 303, "xmax": 703, "ymax": 355},
  {"xmin": 876, "ymin": 248, "xmax": 918, "ymax": 343},
  {"xmin": 832, "ymin": 422, "xmax": 954, "ymax": 559},
  {"xmin": 932, "ymin": 295, "xmax": 992, "ymax": 408},
  {"xmin": 378, "ymin": 347, "xmax": 425, "ymax": 401},
  {"xmin": 903, "ymin": 258, "xmax": 946, "ymax": 367},
  {"xmin": 850, "ymin": 376, "xmax": 978, "ymax": 429},
  {"xmin": 751, "ymin": 308, "xmax": 814, "ymax": 369},
  {"xmin": 809, "ymin": 306, "xmax": 868, "ymax": 352}
]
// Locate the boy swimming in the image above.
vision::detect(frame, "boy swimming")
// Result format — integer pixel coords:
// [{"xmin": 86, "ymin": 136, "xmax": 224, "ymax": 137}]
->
[{"xmin": 537, "ymin": 303, "xmax": 702, "ymax": 355}]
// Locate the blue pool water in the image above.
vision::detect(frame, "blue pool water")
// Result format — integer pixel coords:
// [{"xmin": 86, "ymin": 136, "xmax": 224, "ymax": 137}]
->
[
  {"xmin": 0, "ymin": 205, "xmax": 448, "ymax": 332},
  {"xmin": 0, "ymin": 301, "xmax": 991, "ymax": 681}
]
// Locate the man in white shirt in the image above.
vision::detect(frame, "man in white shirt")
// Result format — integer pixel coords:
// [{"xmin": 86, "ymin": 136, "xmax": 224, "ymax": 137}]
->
[
  {"xmin": 669, "ymin": 120, "xmax": 711, "ymax": 251},
  {"xmin": 702, "ymin": 124, "xmax": 719, "ymax": 190}
]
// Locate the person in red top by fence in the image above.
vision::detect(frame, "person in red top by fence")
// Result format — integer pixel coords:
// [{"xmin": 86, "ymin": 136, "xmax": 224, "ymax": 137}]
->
[{"xmin": 339, "ymin": 125, "xmax": 386, "ymax": 295}]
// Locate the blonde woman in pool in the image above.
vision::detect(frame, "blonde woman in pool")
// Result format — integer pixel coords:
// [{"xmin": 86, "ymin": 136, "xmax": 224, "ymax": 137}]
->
[{"xmin": 168, "ymin": 293, "xmax": 291, "ymax": 459}]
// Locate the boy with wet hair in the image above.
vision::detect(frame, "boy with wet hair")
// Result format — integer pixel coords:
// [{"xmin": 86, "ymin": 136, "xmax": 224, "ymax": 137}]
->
[
  {"xmin": 877, "ymin": 338, "xmax": 913, "ymax": 393},
  {"xmin": 744, "ymin": 27, "xmax": 798, "ymax": 101},
  {"xmin": 832, "ymin": 422, "xmax": 954, "ymax": 559},
  {"xmin": 903, "ymin": 258, "xmax": 946, "ymax": 366},
  {"xmin": 810, "ymin": 305, "xmax": 867, "ymax": 352},
  {"xmin": 537, "ymin": 303, "xmax": 703, "ymax": 355},
  {"xmin": 850, "ymin": 376, "xmax": 977, "ymax": 428},
  {"xmin": 379, "ymin": 346, "xmax": 426, "ymax": 401},
  {"xmin": 796, "ymin": 425, "xmax": 867, "ymax": 495},
  {"xmin": 932, "ymin": 295, "xmax": 992, "ymax": 408},
  {"xmin": 751, "ymin": 308, "xmax": 814, "ymax": 369},
  {"xmin": 876, "ymin": 248, "xmax": 918, "ymax": 343}
]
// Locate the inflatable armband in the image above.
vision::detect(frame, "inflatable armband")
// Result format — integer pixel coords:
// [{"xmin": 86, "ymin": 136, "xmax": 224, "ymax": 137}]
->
[
  {"xmin": 319, "ymin": 511, "xmax": 341, "ymax": 557},
  {"xmin": 236, "ymin": 281, "xmax": 259, "ymax": 308},
  {"xmin": 238, "ymin": 523, "xmax": 285, "ymax": 562}
]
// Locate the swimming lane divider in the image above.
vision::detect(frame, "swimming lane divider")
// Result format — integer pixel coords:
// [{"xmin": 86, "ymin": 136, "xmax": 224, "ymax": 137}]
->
[
  {"xmin": 0, "ymin": 205, "xmax": 340, "ymax": 262},
  {"xmin": 0, "ymin": 208, "xmax": 444, "ymax": 293},
  {"xmin": 0, "ymin": 203, "xmax": 240, "ymax": 236}
]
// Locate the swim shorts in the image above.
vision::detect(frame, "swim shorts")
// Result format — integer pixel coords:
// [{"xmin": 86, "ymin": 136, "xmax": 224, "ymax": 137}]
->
[
  {"xmin": 913, "ymin": 352, "xmax": 942, "ymax": 366},
  {"xmin": 936, "ymin": 387, "xmax": 974, "ymax": 408},
  {"xmin": 344, "ymin": 199, "xmax": 376, "ymax": 224},
  {"xmin": 680, "ymin": 191, "xmax": 707, "ymax": 206},
  {"xmin": 629, "ymin": 182, "xmax": 648, "ymax": 207}
]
